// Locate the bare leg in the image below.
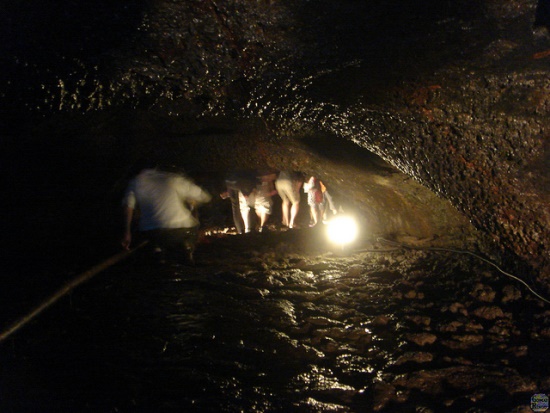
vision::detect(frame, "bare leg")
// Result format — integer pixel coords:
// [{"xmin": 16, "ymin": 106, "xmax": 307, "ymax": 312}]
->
[
  {"xmin": 310, "ymin": 205, "xmax": 320, "ymax": 226},
  {"xmin": 289, "ymin": 202, "xmax": 299, "ymax": 228},
  {"xmin": 241, "ymin": 208, "xmax": 252, "ymax": 232},
  {"xmin": 229, "ymin": 189, "xmax": 245, "ymax": 234},
  {"xmin": 239, "ymin": 192, "xmax": 254, "ymax": 232},
  {"xmin": 258, "ymin": 210, "xmax": 270, "ymax": 227},
  {"xmin": 281, "ymin": 199, "xmax": 290, "ymax": 227}
]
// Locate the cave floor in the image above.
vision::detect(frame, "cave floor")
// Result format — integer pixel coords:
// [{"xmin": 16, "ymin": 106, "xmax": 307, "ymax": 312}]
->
[{"xmin": 1, "ymin": 226, "xmax": 549, "ymax": 412}]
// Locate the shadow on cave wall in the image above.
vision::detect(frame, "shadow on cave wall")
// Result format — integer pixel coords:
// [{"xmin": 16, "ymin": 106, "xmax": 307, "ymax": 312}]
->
[{"xmin": 289, "ymin": 0, "xmax": 494, "ymax": 107}]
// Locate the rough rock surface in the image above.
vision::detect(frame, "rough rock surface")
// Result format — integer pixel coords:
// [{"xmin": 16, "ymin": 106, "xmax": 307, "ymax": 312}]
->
[
  {"xmin": 1, "ymin": 2, "xmax": 550, "ymax": 410},
  {"xmin": 1, "ymin": 229, "xmax": 548, "ymax": 412},
  {"xmin": 2, "ymin": 0, "xmax": 549, "ymax": 285}
]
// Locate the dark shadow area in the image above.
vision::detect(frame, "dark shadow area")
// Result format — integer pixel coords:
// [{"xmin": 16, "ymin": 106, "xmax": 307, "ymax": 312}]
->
[
  {"xmin": 0, "ymin": 0, "xmax": 150, "ymax": 134},
  {"xmin": 293, "ymin": 0, "xmax": 493, "ymax": 91},
  {"xmin": 302, "ymin": 134, "xmax": 397, "ymax": 176},
  {"xmin": 535, "ymin": 0, "xmax": 550, "ymax": 29}
]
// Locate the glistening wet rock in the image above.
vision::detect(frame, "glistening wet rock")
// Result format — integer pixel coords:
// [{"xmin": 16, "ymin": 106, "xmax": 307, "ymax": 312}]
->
[
  {"xmin": 1, "ymin": 229, "xmax": 548, "ymax": 412},
  {"xmin": 2, "ymin": 0, "xmax": 549, "ymax": 286}
]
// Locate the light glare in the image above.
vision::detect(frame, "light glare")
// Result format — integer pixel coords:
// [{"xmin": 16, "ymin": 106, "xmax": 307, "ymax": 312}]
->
[{"xmin": 326, "ymin": 216, "xmax": 358, "ymax": 245}]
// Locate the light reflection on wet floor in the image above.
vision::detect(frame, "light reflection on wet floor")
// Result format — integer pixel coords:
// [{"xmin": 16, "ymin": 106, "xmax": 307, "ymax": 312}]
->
[{"xmin": 1, "ymin": 229, "xmax": 549, "ymax": 412}]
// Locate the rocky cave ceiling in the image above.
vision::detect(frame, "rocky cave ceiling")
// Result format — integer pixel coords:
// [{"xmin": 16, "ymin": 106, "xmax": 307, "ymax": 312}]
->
[{"xmin": 1, "ymin": 0, "xmax": 549, "ymax": 282}]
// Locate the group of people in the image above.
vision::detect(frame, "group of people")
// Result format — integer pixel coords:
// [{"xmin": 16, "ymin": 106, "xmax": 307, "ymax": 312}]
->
[
  {"xmin": 120, "ymin": 160, "xmax": 338, "ymax": 264},
  {"xmin": 221, "ymin": 169, "xmax": 338, "ymax": 235}
]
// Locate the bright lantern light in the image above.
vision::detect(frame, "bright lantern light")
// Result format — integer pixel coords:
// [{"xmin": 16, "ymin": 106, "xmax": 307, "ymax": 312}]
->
[{"xmin": 326, "ymin": 216, "xmax": 359, "ymax": 246}]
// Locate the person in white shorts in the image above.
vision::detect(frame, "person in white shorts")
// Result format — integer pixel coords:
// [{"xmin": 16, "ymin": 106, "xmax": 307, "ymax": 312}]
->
[
  {"xmin": 239, "ymin": 170, "xmax": 277, "ymax": 233},
  {"xmin": 275, "ymin": 170, "xmax": 303, "ymax": 229}
]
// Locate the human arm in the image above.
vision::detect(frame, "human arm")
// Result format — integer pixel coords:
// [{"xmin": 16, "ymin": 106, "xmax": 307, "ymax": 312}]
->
[
  {"xmin": 268, "ymin": 180, "xmax": 277, "ymax": 197},
  {"xmin": 178, "ymin": 177, "xmax": 212, "ymax": 205},
  {"xmin": 324, "ymin": 191, "xmax": 337, "ymax": 214},
  {"xmin": 121, "ymin": 180, "xmax": 137, "ymax": 250},
  {"xmin": 121, "ymin": 206, "xmax": 134, "ymax": 250}
]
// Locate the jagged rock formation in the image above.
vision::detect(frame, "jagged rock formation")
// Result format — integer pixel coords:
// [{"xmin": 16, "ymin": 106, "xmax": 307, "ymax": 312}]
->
[{"xmin": 1, "ymin": 0, "xmax": 549, "ymax": 281}]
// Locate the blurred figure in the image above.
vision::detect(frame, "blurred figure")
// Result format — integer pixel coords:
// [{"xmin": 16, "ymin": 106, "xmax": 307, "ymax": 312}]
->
[
  {"xmin": 220, "ymin": 170, "xmax": 257, "ymax": 234},
  {"xmin": 121, "ymin": 161, "xmax": 211, "ymax": 264},
  {"xmin": 275, "ymin": 170, "xmax": 303, "ymax": 229},
  {"xmin": 320, "ymin": 180, "xmax": 338, "ymax": 222},
  {"xmin": 255, "ymin": 170, "xmax": 278, "ymax": 232},
  {"xmin": 303, "ymin": 176, "xmax": 324, "ymax": 227},
  {"xmin": 240, "ymin": 169, "xmax": 277, "ymax": 233}
]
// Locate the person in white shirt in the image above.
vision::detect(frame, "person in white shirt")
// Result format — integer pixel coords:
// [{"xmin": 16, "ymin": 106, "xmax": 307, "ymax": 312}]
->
[
  {"xmin": 121, "ymin": 163, "xmax": 211, "ymax": 263},
  {"xmin": 238, "ymin": 170, "xmax": 277, "ymax": 233}
]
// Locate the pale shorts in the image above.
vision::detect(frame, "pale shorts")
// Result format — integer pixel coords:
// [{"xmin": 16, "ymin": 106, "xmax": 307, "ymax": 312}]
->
[
  {"xmin": 239, "ymin": 189, "xmax": 273, "ymax": 215},
  {"xmin": 254, "ymin": 189, "xmax": 273, "ymax": 215},
  {"xmin": 239, "ymin": 191, "xmax": 255, "ymax": 213},
  {"xmin": 275, "ymin": 178, "xmax": 301, "ymax": 205}
]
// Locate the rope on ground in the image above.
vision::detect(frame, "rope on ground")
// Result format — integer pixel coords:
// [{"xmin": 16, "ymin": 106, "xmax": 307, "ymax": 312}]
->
[
  {"xmin": 0, "ymin": 240, "xmax": 149, "ymax": 344},
  {"xmin": 377, "ymin": 237, "xmax": 550, "ymax": 306}
]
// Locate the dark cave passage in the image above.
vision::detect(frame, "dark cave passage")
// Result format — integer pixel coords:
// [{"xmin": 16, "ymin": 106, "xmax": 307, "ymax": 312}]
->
[{"xmin": 1, "ymin": 122, "xmax": 549, "ymax": 411}]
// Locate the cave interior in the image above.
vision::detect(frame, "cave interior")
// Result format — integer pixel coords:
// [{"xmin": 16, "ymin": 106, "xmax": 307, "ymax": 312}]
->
[{"xmin": 1, "ymin": 0, "xmax": 550, "ymax": 411}]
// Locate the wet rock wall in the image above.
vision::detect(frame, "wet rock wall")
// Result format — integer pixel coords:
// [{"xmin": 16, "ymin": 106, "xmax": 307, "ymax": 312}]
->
[
  {"xmin": 303, "ymin": 65, "xmax": 549, "ymax": 280},
  {"xmin": 1, "ymin": 0, "xmax": 549, "ymax": 279}
]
